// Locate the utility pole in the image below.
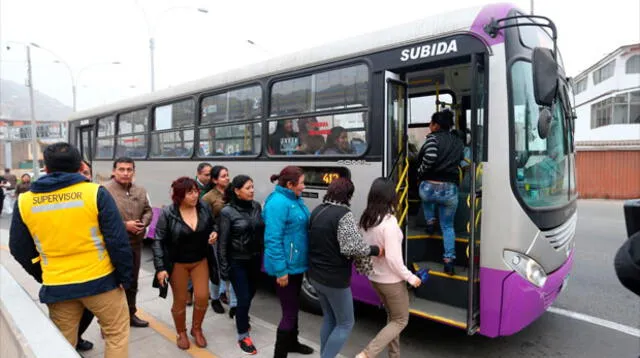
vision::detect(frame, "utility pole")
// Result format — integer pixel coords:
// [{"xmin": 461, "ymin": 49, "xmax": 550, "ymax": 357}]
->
[
  {"xmin": 530, "ymin": 0, "xmax": 534, "ymax": 14},
  {"xmin": 26, "ymin": 45, "xmax": 41, "ymax": 179},
  {"xmin": 149, "ymin": 38, "xmax": 155, "ymax": 92}
]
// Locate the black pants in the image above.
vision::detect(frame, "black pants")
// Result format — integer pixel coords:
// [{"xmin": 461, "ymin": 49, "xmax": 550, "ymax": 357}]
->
[
  {"xmin": 126, "ymin": 240, "xmax": 142, "ymax": 316},
  {"xmin": 229, "ymin": 257, "xmax": 261, "ymax": 338},
  {"xmin": 78, "ymin": 308, "xmax": 94, "ymax": 339}
]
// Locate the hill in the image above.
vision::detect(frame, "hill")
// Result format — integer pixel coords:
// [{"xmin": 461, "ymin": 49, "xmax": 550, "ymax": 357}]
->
[{"xmin": 0, "ymin": 78, "xmax": 72, "ymax": 122}]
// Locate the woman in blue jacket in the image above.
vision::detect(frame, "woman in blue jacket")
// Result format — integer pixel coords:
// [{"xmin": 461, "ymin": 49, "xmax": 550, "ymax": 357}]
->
[{"xmin": 263, "ymin": 165, "xmax": 314, "ymax": 358}]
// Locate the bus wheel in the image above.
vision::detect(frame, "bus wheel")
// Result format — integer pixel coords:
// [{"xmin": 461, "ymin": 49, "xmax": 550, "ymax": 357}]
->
[{"xmin": 300, "ymin": 273, "xmax": 321, "ymax": 314}]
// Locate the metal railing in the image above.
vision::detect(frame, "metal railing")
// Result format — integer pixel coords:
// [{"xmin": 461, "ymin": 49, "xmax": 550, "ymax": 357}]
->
[{"xmin": 0, "ymin": 122, "xmax": 67, "ymax": 142}]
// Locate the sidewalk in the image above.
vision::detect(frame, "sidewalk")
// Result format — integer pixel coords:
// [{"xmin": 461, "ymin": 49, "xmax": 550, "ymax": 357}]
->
[{"xmin": 0, "ymin": 228, "xmax": 337, "ymax": 358}]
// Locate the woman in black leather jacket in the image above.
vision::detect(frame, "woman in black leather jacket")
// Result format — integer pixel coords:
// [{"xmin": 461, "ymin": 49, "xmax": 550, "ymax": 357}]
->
[
  {"xmin": 218, "ymin": 174, "xmax": 265, "ymax": 355},
  {"xmin": 152, "ymin": 177, "xmax": 218, "ymax": 350}
]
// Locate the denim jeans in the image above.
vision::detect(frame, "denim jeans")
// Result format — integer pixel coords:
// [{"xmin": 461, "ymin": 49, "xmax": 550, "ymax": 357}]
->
[
  {"xmin": 229, "ymin": 257, "xmax": 261, "ymax": 340},
  {"xmin": 310, "ymin": 279, "xmax": 355, "ymax": 358},
  {"xmin": 209, "ymin": 280, "xmax": 237, "ymax": 307},
  {"xmin": 419, "ymin": 181, "xmax": 458, "ymax": 260}
]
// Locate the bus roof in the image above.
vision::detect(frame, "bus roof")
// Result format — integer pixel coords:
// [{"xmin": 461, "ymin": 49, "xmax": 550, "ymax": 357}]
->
[{"xmin": 68, "ymin": 3, "xmax": 513, "ymax": 121}]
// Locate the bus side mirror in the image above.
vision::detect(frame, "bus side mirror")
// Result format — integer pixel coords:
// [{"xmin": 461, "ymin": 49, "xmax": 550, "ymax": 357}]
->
[
  {"xmin": 532, "ymin": 47, "xmax": 558, "ymax": 107},
  {"xmin": 537, "ymin": 107, "xmax": 553, "ymax": 139}
]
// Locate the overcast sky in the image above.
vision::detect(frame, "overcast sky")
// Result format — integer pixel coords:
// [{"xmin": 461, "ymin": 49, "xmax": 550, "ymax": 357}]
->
[{"xmin": 1, "ymin": 0, "xmax": 638, "ymax": 111}]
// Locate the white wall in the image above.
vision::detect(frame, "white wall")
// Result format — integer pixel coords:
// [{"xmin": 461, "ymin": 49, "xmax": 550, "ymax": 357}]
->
[{"xmin": 573, "ymin": 50, "xmax": 640, "ymax": 142}]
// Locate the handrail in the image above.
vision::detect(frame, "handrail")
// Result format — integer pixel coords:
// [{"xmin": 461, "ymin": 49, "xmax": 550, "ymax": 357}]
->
[{"xmin": 394, "ymin": 156, "xmax": 410, "ymax": 227}]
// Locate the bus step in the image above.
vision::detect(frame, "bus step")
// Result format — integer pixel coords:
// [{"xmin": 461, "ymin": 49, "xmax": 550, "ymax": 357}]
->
[
  {"xmin": 407, "ymin": 233, "xmax": 470, "ymax": 243},
  {"xmin": 411, "ymin": 261, "xmax": 469, "ymax": 309},
  {"xmin": 409, "ymin": 292, "xmax": 467, "ymax": 330},
  {"xmin": 406, "ymin": 238, "xmax": 470, "ymax": 267}
]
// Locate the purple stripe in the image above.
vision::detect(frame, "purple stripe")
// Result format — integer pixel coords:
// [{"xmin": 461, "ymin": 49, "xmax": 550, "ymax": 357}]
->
[
  {"xmin": 470, "ymin": 3, "xmax": 515, "ymax": 46},
  {"xmin": 479, "ymin": 249, "xmax": 575, "ymax": 337}
]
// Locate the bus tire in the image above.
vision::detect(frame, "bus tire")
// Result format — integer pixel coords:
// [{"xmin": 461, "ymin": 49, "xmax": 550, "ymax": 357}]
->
[{"xmin": 300, "ymin": 273, "xmax": 322, "ymax": 315}]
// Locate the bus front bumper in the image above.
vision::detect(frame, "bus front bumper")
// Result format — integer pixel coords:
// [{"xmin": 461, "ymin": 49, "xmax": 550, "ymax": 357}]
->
[{"xmin": 480, "ymin": 249, "xmax": 574, "ymax": 337}]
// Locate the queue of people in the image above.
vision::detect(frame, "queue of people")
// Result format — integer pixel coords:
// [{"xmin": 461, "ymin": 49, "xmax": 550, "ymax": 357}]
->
[{"xmin": 7, "ymin": 122, "xmax": 464, "ymax": 358}]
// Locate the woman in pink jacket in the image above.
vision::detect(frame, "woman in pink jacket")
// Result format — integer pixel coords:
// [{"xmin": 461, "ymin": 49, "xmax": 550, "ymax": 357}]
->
[{"xmin": 357, "ymin": 178, "xmax": 421, "ymax": 358}]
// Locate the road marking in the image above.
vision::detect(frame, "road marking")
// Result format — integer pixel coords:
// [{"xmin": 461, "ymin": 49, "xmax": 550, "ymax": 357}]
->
[
  {"xmin": 135, "ymin": 310, "xmax": 218, "ymax": 358},
  {"xmin": 548, "ymin": 307, "xmax": 640, "ymax": 338}
]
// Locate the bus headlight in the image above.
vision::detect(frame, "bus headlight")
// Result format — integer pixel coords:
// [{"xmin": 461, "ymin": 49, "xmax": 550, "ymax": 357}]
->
[{"xmin": 503, "ymin": 250, "xmax": 548, "ymax": 288}]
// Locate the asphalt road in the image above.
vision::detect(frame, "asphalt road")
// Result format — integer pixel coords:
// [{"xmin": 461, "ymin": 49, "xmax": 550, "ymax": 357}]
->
[{"xmin": 2, "ymin": 199, "xmax": 639, "ymax": 357}]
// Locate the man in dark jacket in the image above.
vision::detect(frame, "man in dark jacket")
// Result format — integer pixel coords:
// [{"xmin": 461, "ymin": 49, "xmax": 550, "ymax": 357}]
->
[
  {"xmin": 9, "ymin": 142, "xmax": 133, "ymax": 357},
  {"xmin": 416, "ymin": 110, "xmax": 464, "ymax": 275},
  {"xmin": 104, "ymin": 157, "xmax": 153, "ymax": 328}
]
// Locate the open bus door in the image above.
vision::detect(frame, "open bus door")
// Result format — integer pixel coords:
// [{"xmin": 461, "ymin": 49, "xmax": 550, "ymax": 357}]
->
[
  {"xmin": 384, "ymin": 71, "xmax": 409, "ymax": 236},
  {"xmin": 76, "ymin": 125, "xmax": 94, "ymax": 165},
  {"xmin": 466, "ymin": 53, "xmax": 485, "ymax": 334}
]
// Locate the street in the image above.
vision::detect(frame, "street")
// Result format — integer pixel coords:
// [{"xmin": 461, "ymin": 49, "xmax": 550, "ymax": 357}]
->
[{"xmin": 1, "ymin": 199, "xmax": 639, "ymax": 357}]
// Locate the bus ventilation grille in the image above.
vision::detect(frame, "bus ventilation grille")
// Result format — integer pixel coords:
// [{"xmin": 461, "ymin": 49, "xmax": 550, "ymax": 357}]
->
[{"xmin": 540, "ymin": 213, "xmax": 577, "ymax": 251}]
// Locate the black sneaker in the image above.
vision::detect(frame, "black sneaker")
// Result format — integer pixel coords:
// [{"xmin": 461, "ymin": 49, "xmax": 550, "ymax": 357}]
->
[
  {"xmin": 229, "ymin": 307, "xmax": 237, "ymax": 319},
  {"xmin": 76, "ymin": 338, "xmax": 94, "ymax": 351},
  {"xmin": 211, "ymin": 299, "xmax": 225, "ymax": 314},
  {"xmin": 238, "ymin": 337, "xmax": 257, "ymax": 355}
]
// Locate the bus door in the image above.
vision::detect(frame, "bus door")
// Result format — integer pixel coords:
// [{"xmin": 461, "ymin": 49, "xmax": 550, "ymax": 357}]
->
[
  {"xmin": 384, "ymin": 71, "xmax": 409, "ymax": 251},
  {"xmin": 466, "ymin": 53, "xmax": 485, "ymax": 334},
  {"xmin": 76, "ymin": 126, "xmax": 94, "ymax": 164}
]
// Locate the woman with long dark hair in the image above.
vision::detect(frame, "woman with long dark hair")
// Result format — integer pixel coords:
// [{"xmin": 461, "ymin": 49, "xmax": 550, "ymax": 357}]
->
[
  {"xmin": 356, "ymin": 178, "xmax": 421, "ymax": 358},
  {"xmin": 217, "ymin": 175, "xmax": 264, "ymax": 354},
  {"xmin": 320, "ymin": 127, "xmax": 352, "ymax": 155},
  {"xmin": 152, "ymin": 177, "xmax": 218, "ymax": 350},
  {"xmin": 263, "ymin": 166, "xmax": 314, "ymax": 357},
  {"xmin": 308, "ymin": 177, "xmax": 382, "ymax": 358},
  {"xmin": 202, "ymin": 165, "xmax": 237, "ymax": 315}
]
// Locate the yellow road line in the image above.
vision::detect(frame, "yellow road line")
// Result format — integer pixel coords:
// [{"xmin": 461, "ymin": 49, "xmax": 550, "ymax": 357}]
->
[{"xmin": 136, "ymin": 309, "xmax": 218, "ymax": 358}]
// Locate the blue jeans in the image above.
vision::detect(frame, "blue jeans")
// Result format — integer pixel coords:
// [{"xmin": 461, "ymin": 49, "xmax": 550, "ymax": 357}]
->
[
  {"xmin": 310, "ymin": 279, "xmax": 354, "ymax": 358},
  {"xmin": 210, "ymin": 280, "xmax": 237, "ymax": 307},
  {"xmin": 419, "ymin": 181, "xmax": 458, "ymax": 260},
  {"xmin": 229, "ymin": 257, "xmax": 261, "ymax": 340}
]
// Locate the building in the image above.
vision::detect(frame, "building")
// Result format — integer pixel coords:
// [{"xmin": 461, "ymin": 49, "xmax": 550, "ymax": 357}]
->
[{"xmin": 572, "ymin": 43, "xmax": 640, "ymax": 199}]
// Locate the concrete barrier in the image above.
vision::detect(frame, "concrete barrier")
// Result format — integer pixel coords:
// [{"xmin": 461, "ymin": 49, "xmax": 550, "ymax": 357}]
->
[{"xmin": 0, "ymin": 265, "xmax": 79, "ymax": 358}]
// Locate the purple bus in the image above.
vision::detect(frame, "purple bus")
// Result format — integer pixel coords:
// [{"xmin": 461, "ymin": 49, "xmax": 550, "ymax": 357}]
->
[{"xmin": 68, "ymin": 3, "xmax": 576, "ymax": 337}]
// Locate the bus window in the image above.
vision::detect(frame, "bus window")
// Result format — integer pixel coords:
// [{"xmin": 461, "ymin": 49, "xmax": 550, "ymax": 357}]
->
[
  {"xmin": 270, "ymin": 64, "xmax": 369, "ymax": 117},
  {"xmin": 151, "ymin": 99, "xmax": 195, "ymax": 158},
  {"xmin": 510, "ymin": 61, "xmax": 569, "ymax": 208},
  {"xmin": 408, "ymin": 93, "xmax": 453, "ymax": 149},
  {"xmin": 201, "ymin": 85, "xmax": 262, "ymax": 125},
  {"xmin": 267, "ymin": 112, "xmax": 367, "ymax": 155},
  {"xmin": 116, "ymin": 109, "xmax": 148, "ymax": 158},
  {"xmin": 198, "ymin": 123, "xmax": 261, "ymax": 157},
  {"xmin": 96, "ymin": 115, "xmax": 115, "ymax": 159}
]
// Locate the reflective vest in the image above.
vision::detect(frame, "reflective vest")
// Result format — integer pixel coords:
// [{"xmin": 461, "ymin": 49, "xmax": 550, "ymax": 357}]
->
[{"xmin": 18, "ymin": 182, "xmax": 115, "ymax": 286}]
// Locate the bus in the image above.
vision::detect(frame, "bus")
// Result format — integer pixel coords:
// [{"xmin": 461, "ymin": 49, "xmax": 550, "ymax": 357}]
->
[{"xmin": 67, "ymin": 3, "xmax": 577, "ymax": 337}]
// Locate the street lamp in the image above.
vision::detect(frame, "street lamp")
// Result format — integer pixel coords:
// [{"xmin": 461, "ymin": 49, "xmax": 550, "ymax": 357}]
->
[
  {"xmin": 4, "ymin": 41, "xmax": 41, "ymax": 179},
  {"xmin": 53, "ymin": 60, "xmax": 121, "ymax": 111},
  {"xmin": 137, "ymin": 5, "xmax": 208, "ymax": 91}
]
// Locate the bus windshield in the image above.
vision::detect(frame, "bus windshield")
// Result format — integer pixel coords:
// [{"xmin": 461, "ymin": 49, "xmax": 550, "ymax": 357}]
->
[{"xmin": 510, "ymin": 60, "xmax": 570, "ymax": 208}]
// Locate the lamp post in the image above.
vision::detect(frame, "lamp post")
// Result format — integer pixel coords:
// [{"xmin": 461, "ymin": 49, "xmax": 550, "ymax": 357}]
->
[
  {"xmin": 25, "ymin": 45, "xmax": 40, "ymax": 179},
  {"xmin": 137, "ymin": 5, "xmax": 208, "ymax": 91},
  {"xmin": 54, "ymin": 61, "xmax": 121, "ymax": 110},
  {"xmin": 5, "ymin": 41, "xmax": 41, "ymax": 178}
]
